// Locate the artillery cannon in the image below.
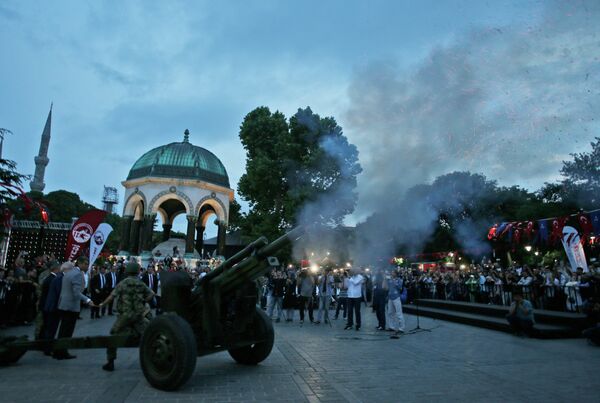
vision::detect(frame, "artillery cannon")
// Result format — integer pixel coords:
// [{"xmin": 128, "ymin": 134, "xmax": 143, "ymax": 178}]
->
[{"xmin": 0, "ymin": 226, "xmax": 304, "ymax": 391}]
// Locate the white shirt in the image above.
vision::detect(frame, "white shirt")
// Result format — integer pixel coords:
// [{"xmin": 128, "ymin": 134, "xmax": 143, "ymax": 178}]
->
[
  {"xmin": 517, "ymin": 276, "xmax": 533, "ymax": 286},
  {"xmin": 347, "ymin": 274, "xmax": 364, "ymax": 298}
]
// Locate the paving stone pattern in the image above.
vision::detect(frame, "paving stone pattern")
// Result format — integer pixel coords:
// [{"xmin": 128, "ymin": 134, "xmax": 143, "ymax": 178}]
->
[{"xmin": 1, "ymin": 307, "xmax": 599, "ymax": 402}]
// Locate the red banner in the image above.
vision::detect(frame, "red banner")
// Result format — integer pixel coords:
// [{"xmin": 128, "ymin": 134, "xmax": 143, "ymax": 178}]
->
[{"xmin": 65, "ymin": 209, "xmax": 107, "ymax": 261}]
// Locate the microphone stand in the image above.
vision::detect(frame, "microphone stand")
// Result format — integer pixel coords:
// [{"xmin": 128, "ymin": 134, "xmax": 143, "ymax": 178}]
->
[{"xmin": 408, "ymin": 282, "xmax": 431, "ymax": 334}]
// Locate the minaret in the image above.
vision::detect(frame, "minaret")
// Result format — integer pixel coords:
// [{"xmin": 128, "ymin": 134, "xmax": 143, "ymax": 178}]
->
[{"xmin": 30, "ymin": 104, "xmax": 52, "ymax": 193}]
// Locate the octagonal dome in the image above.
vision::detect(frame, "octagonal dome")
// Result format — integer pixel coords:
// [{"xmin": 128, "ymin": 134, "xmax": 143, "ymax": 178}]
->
[{"xmin": 127, "ymin": 130, "xmax": 230, "ymax": 187}]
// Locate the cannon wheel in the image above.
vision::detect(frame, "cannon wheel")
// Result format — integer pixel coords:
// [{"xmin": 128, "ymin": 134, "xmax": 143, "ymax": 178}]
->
[
  {"xmin": 0, "ymin": 337, "xmax": 27, "ymax": 366},
  {"xmin": 139, "ymin": 314, "xmax": 197, "ymax": 391},
  {"xmin": 228, "ymin": 307, "xmax": 274, "ymax": 365}
]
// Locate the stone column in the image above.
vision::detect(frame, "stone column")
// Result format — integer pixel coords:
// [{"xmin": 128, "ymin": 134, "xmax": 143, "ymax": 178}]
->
[
  {"xmin": 130, "ymin": 220, "xmax": 142, "ymax": 255},
  {"xmin": 195, "ymin": 225, "xmax": 205, "ymax": 257},
  {"xmin": 119, "ymin": 215, "xmax": 133, "ymax": 253},
  {"xmin": 217, "ymin": 222, "xmax": 227, "ymax": 256},
  {"xmin": 162, "ymin": 224, "xmax": 172, "ymax": 242},
  {"xmin": 141, "ymin": 214, "xmax": 156, "ymax": 252},
  {"xmin": 185, "ymin": 215, "xmax": 197, "ymax": 254}
]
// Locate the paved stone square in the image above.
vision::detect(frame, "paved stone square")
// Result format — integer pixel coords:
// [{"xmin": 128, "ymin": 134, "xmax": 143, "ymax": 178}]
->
[{"xmin": 1, "ymin": 308, "xmax": 599, "ymax": 403}]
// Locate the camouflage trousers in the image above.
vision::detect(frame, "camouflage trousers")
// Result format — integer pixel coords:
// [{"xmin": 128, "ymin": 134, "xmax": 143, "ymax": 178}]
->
[
  {"xmin": 106, "ymin": 313, "xmax": 150, "ymax": 361},
  {"xmin": 34, "ymin": 311, "xmax": 44, "ymax": 340}
]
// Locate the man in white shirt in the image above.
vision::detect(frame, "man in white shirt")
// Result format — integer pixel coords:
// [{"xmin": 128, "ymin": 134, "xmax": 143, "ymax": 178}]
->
[{"xmin": 345, "ymin": 268, "xmax": 365, "ymax": 331}]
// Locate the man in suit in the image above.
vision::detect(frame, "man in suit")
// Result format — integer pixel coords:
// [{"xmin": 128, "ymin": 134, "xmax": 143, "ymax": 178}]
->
[
  {"xmin": 141, "ymin": 266, "xmax": 158, "ymax": 293},
  {"xmin": 42, "ymin": 262, "xmax": 64, "ymax": 356},
  {"xmin": 37, "ymin": 261, "xmax": 60, "ymax": 341},
  {"xmin": 90, "ymin": 265, "xmax": 108, "ymax": 318},
  {"xmin": 54, "ymin": 257, "xmax": 92, "ymax": 360},
  {"xmin": 141, "ymin": 266, "xmax": 158, "ymax": 312},
  {"xmin": 106, "ymin": 264, "xmax": 119, "ymax": 315}
]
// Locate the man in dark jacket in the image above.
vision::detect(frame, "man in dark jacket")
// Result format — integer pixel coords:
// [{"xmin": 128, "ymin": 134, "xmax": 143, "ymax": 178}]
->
[
  {"xmin": 90, "ymin": 266, "xmax": 108, "ymax": 318},
  {"xmin": 37, "ymin": 261, "xmax": 60, "ymax": 342},
  {"xmin": 106, "ymin": 264, "xmax": 119, "ymax": 315},
  {"xmin": 42, "ymin": 263, "xmax": 66, "ymax": 356}
]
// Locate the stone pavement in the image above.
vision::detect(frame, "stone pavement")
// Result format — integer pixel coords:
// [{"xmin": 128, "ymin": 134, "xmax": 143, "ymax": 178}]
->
[{"xmin": 1, "ymin": 307, "xmax": 599, "ymax": 403}]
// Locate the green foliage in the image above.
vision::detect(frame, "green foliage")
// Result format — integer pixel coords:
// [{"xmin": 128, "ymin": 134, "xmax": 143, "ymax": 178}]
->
[
  {"xmin": 43, "ymin": 190, "xmax": 96, "ymax": 222},
  {"xmin": 227, "ymin": 199, "xmax": 243, "ymax": 232},
  {"xmin": 103, "ymin": 213, "xmax": 122, "ymax": 253},
  {"xmin": 237, "ymin": 106, "xmax": 362, "ymax": 243},
  {"xmin": 0, "ymin": 128, "xmax": 30, "ymax": 204},
  {"xmin": 559, "ymin": 136, "xmax": 600, "ymax": 208}
]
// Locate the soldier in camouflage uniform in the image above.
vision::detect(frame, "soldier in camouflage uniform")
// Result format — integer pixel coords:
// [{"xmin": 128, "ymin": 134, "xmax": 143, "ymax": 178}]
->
[{"xmin": 98, "ymin": 262, "xmax": 154, "ymax": 371}]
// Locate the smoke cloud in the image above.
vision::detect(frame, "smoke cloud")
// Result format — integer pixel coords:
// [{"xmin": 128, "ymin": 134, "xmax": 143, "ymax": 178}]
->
[{"xmin": 345, "ymin": 1, "xmax": 600, "ymax": 263}]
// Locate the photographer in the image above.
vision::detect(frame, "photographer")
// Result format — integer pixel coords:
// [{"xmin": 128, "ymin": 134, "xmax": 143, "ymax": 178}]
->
[
  {"xmin": 345, "ymin": 268, "xmax": 365, "ymax": 331},
  {"xmin": 334, "ymin": 270, "xmax": 348, "ymax": 320},
  {"xmin": 267, "ymin": 268, "xmax": 286, "ymax": 322},
  {"xmin": 372, "ymin": 269, "xmax": 387, "ymax": 331},
  {"xmin": 505, "ymin": 291, "xmax": 535, "ymax": 336},
  {"xmin": 297, "ymin": 268, "xmax": 315, "ymax": 324},
  {"xmin": 283, "ymin": 265, "xmax": 297, "ymax": 322},
  {"xmin": 315, "ymin": 267, "xmax": 335, "ymax": 325}
]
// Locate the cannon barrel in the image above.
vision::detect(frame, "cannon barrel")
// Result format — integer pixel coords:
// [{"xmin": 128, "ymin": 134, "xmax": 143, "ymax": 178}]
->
[
  {"xmin": 201, "ymin": 236, "xmax": 269, "ymax": 284},
  {"xmin": 201, "ymin": 226, "xmax": 304, "ymax": 297}
]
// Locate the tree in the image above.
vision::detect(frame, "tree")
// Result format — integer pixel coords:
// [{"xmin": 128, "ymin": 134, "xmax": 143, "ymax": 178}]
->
[
  {"xmin": 0, "ymin": 128, "xmax": 30, "ymax": 204},
  {"xmin": 237, "ymin": 107, "xmax": 290, "ymax": 241},
  {"xmin": 559, "ymin": 136, "xmax": 600, "ymax": 208},
  {"xmin": 286, "ymin": 108, "xmax": 362, "ymax": 227},
  {"xmin": 227, "ymin": 199, "xmax": 243, "ymax": 232},
  {"xmin": 103, "ymin": 213, "xmax": 122, "ymax": 253},
  {"xmin": 43, "ymin": 190, "xmax": 96, "ymax": 222},
  {"xmin": 237, "ymin": 106, "xmax": 362, "ymax": 243}
]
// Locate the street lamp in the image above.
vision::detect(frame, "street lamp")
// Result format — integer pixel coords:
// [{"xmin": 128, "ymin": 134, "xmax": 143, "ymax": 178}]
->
[{"xmin": 524, "ymin": 245, "xmax": 532, "ymax": 252}]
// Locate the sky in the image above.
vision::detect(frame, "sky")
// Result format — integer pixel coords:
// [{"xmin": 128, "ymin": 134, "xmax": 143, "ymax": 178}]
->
[{"xmin": 1, "ymin": 0, "xmax": 598, "ymax": 234}]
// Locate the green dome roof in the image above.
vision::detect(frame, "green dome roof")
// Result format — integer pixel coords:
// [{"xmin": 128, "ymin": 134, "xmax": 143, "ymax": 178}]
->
[{"xmin": 127, "ymin": 130, "xmax": 230, "ymax": 187}]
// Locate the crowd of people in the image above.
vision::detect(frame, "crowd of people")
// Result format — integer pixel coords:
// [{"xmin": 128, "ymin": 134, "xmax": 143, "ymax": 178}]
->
[
  {"xmin": 261, "ymin": 265, "xmax": 407, "ymax": 337},
  {"xmin": 2, "ymin": 250, "xmax": 600, "ymax": 349},
  {"xmin": 260, "ymin": 259, "xmax": 600, "ymax": 343},
  {"xmin": 397, "ymin": 260, "xmax": 600, "ymax": 314}
]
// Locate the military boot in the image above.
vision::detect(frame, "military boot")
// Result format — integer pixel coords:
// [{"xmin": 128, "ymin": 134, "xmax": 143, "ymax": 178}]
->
[{"xmin": 102, "ymin": 359, "xmax": 115, "ymax": 371}]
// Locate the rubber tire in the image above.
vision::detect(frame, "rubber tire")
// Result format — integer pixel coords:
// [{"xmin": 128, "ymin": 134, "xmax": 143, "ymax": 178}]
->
[
  {"xmin": 228, "ymin": 307, "xmax": 274, "ymax": 365},
  {"xmin": 139, "ymin": 314, "xmax": 197, "ymax": 391}
]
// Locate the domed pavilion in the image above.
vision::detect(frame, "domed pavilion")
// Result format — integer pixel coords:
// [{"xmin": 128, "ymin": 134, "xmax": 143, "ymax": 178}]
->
[{"xmin": 119, "ymin": 129, "xmax": 233, "ymax": 258}]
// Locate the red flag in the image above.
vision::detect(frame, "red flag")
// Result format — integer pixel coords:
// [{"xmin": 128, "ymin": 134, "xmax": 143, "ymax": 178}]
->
[
  {"xmin": 65, "ymin": 209, "xmax": 107, "ymax": 261},
  {"xmin": 577, "ymin": 213, "xmax": 594, "ymax": 245},
  {"xmin": 550, "ymin": 217, "xmax": 568, "ymax": 246}
]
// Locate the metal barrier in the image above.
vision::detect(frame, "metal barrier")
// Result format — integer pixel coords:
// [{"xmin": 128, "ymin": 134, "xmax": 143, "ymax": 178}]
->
[{"xmin": 407, "ymin": 281, "xmax": 599, "ymax": 313}]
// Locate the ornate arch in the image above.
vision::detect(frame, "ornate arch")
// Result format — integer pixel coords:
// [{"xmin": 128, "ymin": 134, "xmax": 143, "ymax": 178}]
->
[
  {"xmin": 156, "ymin": 207, "xmax": 168, "ymax": 225},
  {"xmin": 199, "ymin": 208, "xmax": 218, "ymax": 227},
  {"xmin": 149, "ymin": 189, "xmax": 193, "ymax": 216},
  {"xmin": 194, "ymin": 194, "xmax": 228, "ymax": 224},
  {"xmin": 123, "ymin": 189, "xmax": 147, "ymax": 216}
]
